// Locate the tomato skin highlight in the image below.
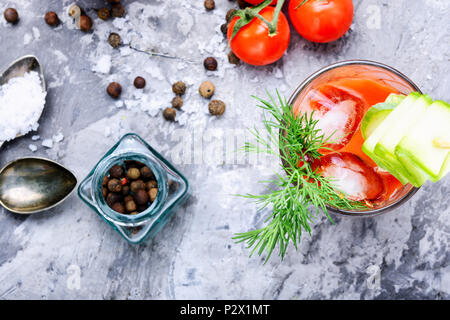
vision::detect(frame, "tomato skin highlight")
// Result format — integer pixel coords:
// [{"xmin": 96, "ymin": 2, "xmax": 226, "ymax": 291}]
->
[
  {"xmin": 227, "ymin": 7, "xmax": 290, "ymax": 66},
  {"xmin": 288, "ymin": 0, "xmax": 354, "ymax": 43},
  {"xmin": 246, "ymin": 0, "xmax": 278, "ymax": 5}
]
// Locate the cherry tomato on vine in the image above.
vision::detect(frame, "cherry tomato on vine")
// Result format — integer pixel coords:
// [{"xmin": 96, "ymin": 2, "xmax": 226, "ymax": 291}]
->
[
  {"xmin": 227, "ymin": 6, "xmax": 290, "ymax": 66},
  {"xmin": 288, "ymin": 0, "xmax": 353, "ymax": 43},
  {"xmin": 246, "ymin": 0, "xmax": 278, "ymax": 5}
]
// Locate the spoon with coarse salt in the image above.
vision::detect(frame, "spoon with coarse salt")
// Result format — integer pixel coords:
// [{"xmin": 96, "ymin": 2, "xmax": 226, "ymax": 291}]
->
[{"xmin": 0, "ymin": 55, "xmax": 46, "ymax": 149}]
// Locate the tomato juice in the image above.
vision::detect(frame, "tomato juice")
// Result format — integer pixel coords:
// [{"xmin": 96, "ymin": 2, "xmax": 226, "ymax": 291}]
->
[{"xmin": 292, "ymin": 63, "xmax": 418, "ymax": 210}]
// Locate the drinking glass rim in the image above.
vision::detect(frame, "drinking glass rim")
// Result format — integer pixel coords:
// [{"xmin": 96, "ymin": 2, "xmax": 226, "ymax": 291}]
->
[{"xmin": 285, "ymin": 60, "xmax": 421, "ymax": 218}]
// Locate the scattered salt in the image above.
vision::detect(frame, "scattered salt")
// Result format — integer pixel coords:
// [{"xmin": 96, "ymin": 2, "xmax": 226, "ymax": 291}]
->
[
  {"xmin": 92, "ymin": 55, "xmax": 112, "ymax": 74},
  {"xmin": 31, "ymin": 135, "xmax": 40, "ymax": 141},
  {"xmin": 0, "ymin": 71, "xmax": 46, "ymax": 142},
  {"xmin": 28, "ymin": 144, "xmax": 38, "ymax": 152},
  {"xmin": 42, "ymin": 139, "xmax": 53, "ymax": 148},
  {"xmin": 53, "ymin": 133, "xmax": 64, "ymax": 143}
]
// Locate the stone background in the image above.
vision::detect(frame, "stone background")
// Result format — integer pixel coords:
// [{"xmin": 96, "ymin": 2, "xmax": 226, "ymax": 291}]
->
[{"xmin": 0, "ymin": 0, "xmax": 449, "ymax": 299}]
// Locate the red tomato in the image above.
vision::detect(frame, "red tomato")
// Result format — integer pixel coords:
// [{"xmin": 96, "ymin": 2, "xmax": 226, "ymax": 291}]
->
[
  {"xmin": 246, "ymin": 0, "xmax": 277, "ymax": 5},
  {"xmin": 288, "ymin": 0, "xmax": 353, "ymax": 43},
  {"xmin": 227, "ymin": 6, "xmax": 290, "ymax": 66}
]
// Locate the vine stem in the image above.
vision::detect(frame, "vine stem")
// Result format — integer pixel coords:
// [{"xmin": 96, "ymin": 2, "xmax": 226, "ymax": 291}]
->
[{"xmin": 249, "ymin": 0, "xmax": 286, "ymax": 36}]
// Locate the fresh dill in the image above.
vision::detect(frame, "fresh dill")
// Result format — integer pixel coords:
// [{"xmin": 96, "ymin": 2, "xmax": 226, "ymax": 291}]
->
[{"xmin": 234, "ymin": 91, "xmax": 363, "ymax": 262}]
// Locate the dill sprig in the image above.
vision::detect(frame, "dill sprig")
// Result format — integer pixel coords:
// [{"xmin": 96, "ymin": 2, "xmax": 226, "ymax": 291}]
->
[{"xmin": 234, "ymin": 91, "xmax": 363, "ymax": 262}]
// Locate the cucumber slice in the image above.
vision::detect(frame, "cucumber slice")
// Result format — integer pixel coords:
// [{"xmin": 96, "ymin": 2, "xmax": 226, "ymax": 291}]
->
[
  {"xmin": 361, "ymin": 102, "xmax": 396, "ymax": 139},
  {"xmin": 396, "ymin": 100, "xmax": 450, "ymax": 182},
  {"xmin": 385, "ymin": 93, "xmax": 406, "ymax": 106},
  {"xmin": 374, "ymin": 94, "xmax": 433, "ymax": 187},
  {"xmin": 362, "ymin": 92, "xmax": 421, "ymax": 184}
]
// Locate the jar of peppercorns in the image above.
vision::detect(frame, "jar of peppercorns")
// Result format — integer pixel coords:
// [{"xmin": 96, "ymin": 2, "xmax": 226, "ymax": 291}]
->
[{"xmin": 78, "ymin": 133, "xmax": 189, "ymax": 244}]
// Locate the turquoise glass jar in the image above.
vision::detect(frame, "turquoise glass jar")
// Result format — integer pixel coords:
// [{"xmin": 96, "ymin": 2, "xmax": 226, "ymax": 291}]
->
[{"xmin": 78, "ymin": 133, "xmax": 189, "ymax": 244}]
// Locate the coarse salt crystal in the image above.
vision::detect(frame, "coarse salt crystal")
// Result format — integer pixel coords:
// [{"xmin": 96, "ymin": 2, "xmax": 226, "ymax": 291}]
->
[
  {"xmin": 42, "ymin": 139, "xmax": 53, "ymax": 148},
  {"xmin": 0, "ymin": 71, "xmax": 46, "ymax": 142},
  {"xmin": 28, "ymin": 144, "xmax": 38, "ymax": 152},
  {"xmin": 92, "ymin": 55, "xmax": 112, "ymax": 74},
  {"xmin": 31, "ymin": 135, "xmax": 40, "ymax": 141}
]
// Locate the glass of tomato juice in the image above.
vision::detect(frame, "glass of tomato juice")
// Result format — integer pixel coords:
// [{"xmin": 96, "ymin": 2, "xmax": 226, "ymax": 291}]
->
[{"xmin": 289, "ymin": 60, "xmax": 421, "ymax": 217}]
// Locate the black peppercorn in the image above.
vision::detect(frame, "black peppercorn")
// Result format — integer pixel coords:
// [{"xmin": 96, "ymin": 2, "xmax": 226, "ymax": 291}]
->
[
  {"xmin": 134, "ymin": 76, "xmax": 146, "ymax": 89},
  {"xmin": 108, "ymin": 178, "xmax": 122, "ymax": 193},
  {"xmin": 204, "ymin": 57, "xmax": 218, "ymax": 71},
  {"xmin": 209, "ymin": 100, "xmax": 226, "ymax": 116},
  {"xmin": 108, "ymin": 32, "xmax": 121, "ymax": 48},
  {"xmin": 79, "ymin": 15, "xmax": 93, "ymax": 32},
  {"xmin": 108, "ymin": 0, "xmax": 121, "ymax": 3},
  {"xmin": 111, "ymin": 4, "xmax": 125, "ymax": 17},
  {"xmin": 97, "ymin": 8, "xmax": 110, "ymax": 20},
  {"xmin": 4, "ymin": 8, "xmax": 19, "ymax": 24},
  {"xmin": 171, "ymin": 96, "xmax": 183, "ymax": 109},
  {"xmin": 109, "ymin": 165, "xmax": 124, "ymax": 178},
  {"xmin": 172, "ymin": 81, "xmax": 186, "ymax": 95},
  {"xmin": 204, "ymin": 0, "xmax": 215, "ymax": 11},
  {"xmin": 45, "ymin": 11, "xmax": 59, "ymax": 27},
  {"xmin": 163, "ymin": 107, "xmax": 176, "ymax": 121},
  {"xmin": 107, "ymin": 82, "xmax": 122, "ymax": 99}
]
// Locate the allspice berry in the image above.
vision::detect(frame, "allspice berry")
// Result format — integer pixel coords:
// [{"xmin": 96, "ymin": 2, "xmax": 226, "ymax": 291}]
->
[
  {"xmin": 204, "ymin": 0, "xmax": 215, "ymax": 11},
  {"xmin": 127, "ymin": 167, "xmax": 141, "ymax": 180},
  {"xmin": 109, "ymin": 165, "xmax": 124, "ymax": 178},
  {"xmin": 199, "ymin": 81, "xmax": 215, "ymax": 99},
  {"xmin": 204, "ymin": 57, "xmax": 218, "ymax": 71},
  {"xmin": 140, "ymin": 166, "xmax": 154, "ymax": 179},
  {"xmin": 134, "ymin": 189, "xmax": 149, "ymax": 206},
  {"xmin": 45, "ymin": 11, "xmax": 59, "ymax": 27},
  {"xmin": 107, "ymin": 192, "xmax": 122, "ymax": 206},
  {"xmin": 97, "ymin": 8, "xmax": 110, "ymax": 20},
  {"xmin": 226, "ymin": 9, "xmax": 237, "ymax": 22},
  {"xmin": 108, "ymin": 0, "xmax": 121, "ymax": 3},
  {"xmin": 228, "ymin": 51, "xmax": 240, "ymax": 65},
  {"xmin": 220, "ymin": 23, "xmax": 228, "ymax": 37},
  {"xmin": 163, "ymin": 107, "xmax": 176, "ymax": 121},
  {"xmin": 125, "ymin": 200, "xmax": 137, "ymax": 213},
  {"xmin": 172, "ymin": 81, "xmax": 186, "ymax": 95},
  {"xmin": 4, "ymin": 8, "xmax": 19, "ymax": 24},
  {"xmin": 209, "ymin": 100, "xmax": 226, "ymax": 116},
  {"xmin": 134, "ymin": 76, "xmax": 146, "ymax": 89},
  {"xmin": 171, "ymin": 96, "xmax": 183, "ymax": 109},
  {"xmin": 111, "ymin": 202, "xmax": 125, "ymax": 214},
  {"xmin": 130, "ymin": 180, "xmax": 146, "ymax": 193},
  {"xmin": 111, "ymin": 4, "xmax": 125, "ymax": 17},
  {"xmin": 107, "ymin": 82, "xmax": 122, "ymax": 99},
  {"xmin": 122, "ymin": 185, "xmax": 130, "ymax": 196},
  {"xmin": 108, "ymin": 179, "xmax": 122, "ymax": 193},
  {"xmin": 149, "ymin": 188, "xmax": 158, "ymax": 203},
  {"xmin": 79, "ymin": 15, "xmax": 93, "ymax": 32},
  {"xmin": 146, "ymin": 180, "xmax": 157, "ymax": 190},
  {"xmin": 108, "ymin": 32, "xmax": 121, "ymax": 48},
  {"xmin": 68, "ymin": 4, "xmax": 81, "ymax": 19},
  {"xmin": 238, "ymin": 0, "xmax": 250, "ymax": 9}
]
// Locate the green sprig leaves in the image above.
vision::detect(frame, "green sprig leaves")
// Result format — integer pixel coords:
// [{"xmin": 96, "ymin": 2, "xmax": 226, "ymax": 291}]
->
[{"xmin": 234, "ymin": 91, "xmax": 363, "ymax": 263}]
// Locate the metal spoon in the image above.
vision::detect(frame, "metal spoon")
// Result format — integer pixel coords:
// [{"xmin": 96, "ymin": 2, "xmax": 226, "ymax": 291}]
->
[
  {"xmin": 0, "ymin": 55, "xmax": 46, "ymax": 148},
  {"xmin": 0, "ymin": 158, "xmax": 77, "ymax": 214}
]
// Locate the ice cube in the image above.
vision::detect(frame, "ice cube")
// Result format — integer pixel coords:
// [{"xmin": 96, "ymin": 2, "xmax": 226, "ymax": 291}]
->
[{"xmin": 315, "ymin": 152, "xmax": 384, "ymax": 201}]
